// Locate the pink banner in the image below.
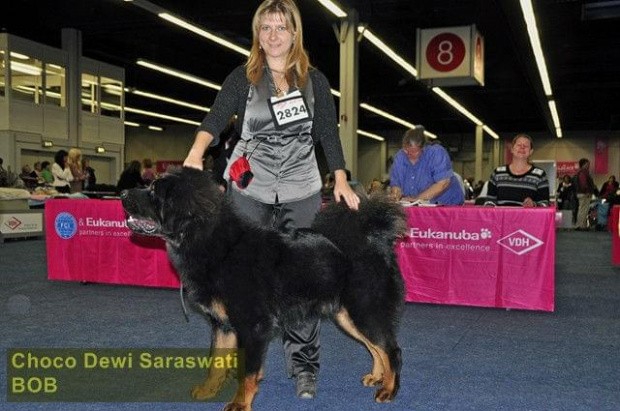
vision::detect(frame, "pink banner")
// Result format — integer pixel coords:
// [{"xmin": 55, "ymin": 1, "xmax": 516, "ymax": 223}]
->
[
  {"xmin": 557, "ymin": 161, "xmax": 579, "ymax": 178},
  {"xmin": 45, "ymin": 199, "xmax": 180, "ymax": 288},
  {"xmin": 594, "ymin": 136, "xmax": 609, "ymax": 174},
  {"xmin": 396, "ymin": 206, "xmax": 555, "ymax": 311}
]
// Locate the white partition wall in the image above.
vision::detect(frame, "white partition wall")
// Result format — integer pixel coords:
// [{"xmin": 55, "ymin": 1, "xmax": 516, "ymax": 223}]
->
[{"xmin": 0, "ymin": 32, "xmax": 125, "ymax": 182}]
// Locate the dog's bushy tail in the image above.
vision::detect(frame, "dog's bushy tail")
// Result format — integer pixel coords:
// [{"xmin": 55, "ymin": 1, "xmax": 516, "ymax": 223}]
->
[{"xmin": 312, "ymin": 194, "xmax": 407, "ymax": 259}]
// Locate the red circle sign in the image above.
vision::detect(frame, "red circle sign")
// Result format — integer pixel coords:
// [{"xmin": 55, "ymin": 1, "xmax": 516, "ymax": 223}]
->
[{"xmin": 425, "ymin": 33, "xmax": 466, "ymax": 72}]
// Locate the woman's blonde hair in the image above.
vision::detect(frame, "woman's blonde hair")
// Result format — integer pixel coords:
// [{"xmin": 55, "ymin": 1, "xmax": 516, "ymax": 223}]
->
[
  {"xmin": 67, "ymin": 148, "xmax": 83, "ymax": 172},
  {"xmin": 246, "ymin": 0, "xmax": 311, "ymax": 88}
]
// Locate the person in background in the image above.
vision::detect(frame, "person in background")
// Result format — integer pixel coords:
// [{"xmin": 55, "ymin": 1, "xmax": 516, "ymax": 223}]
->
[
  {"xmin": 117, "ymin": 160, "xmax": 145, "ymax": 193},
  {"xmin": 572, "ymin": 158, "xmax": 596, "ymax": 230},
  {"xmin": 19, "ymin": 164, "xmax": 39, "ymax": 189},
  {"xmin": 390, "ymin": 126, "xmax": 464, "ymax": 205},
  {"xmin": 556, "ymin": 174, "xmax": 576, "ymax": 211},
  {"xmin": 67, "ymin": 148, "xmax": 86, "ymax": 193},
  {"xmin": 51, "ymin": 149, "xmax": 73, "ymax": 193},
  {"xmin": 40, "ymin": 161, "xmax": 54, "ymax": 185},
  {"xmin": 182, "ymin": 0, "xmax": 359, "ymax": 399},
  {"xmin": 82, "ymin": 158, "xmax": 97, "ymax": 191},
  {"xmin": 141, "ymin": 158, "xmax": 156, "ymax": 185},
  {"xmin": 599, "ymin": 175, "xmax": 619, "ymax": 200},
  {"xmin": 31, "ymin": 162, "xmax": 43, "ymax": 180},
  {"xmin": 0, "ymin": 158, "xmax": 8, "ymax": 187},
  {"xmin": 485, "ymin": 134, "xmax": 549, "ymax": 207}
]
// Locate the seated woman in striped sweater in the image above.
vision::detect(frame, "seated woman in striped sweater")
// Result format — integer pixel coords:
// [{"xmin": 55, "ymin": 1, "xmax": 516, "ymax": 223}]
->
[{"xmin": 485, "ymin": 134, "xmax": 550, "ymax": 207}]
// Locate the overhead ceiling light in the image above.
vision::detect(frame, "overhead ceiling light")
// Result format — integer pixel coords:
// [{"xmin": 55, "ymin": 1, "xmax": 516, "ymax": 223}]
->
[
  {"xmin": 431, "ymin": 87, "xmax": 483, "ymax": 126},
  {"xmin": 124, "ymin": 106, "xmax": 201, "ymax": 126},
  {"xmin": 357, "ymin": 27, "xmax": 418, "ymax": 78},
  {"xmin": 129, "ymin": 88, "xmax": 210, "ymax": 112},
  {"xmin": 548, "ymin": 100, "xmax": 562, "ymax": 138},
  {"xmin": 482, "ymin": 125, "xmax": 499, "ymax": 140},
  {"xmin": 520, "ymin": 0, "xmax": 553, "ymax": 96},
  {"xmin": 148, "ymin": 125, "xmax": 163, "ymax": 131},
  {"xmin": 316, "ymin": 0, "xmax": 347, "ymax": 17},
  {"xmin": 10, "ymin": 52, "xmax": 30, "ymax": 60},
  {"xmin": 137, "ymin": 59, "xmax": 221, "ymax": 91},
  {"xmin": 10, "ymin": 61, "xmax": 42, "ymax": 76},
  {"xmin": 357, "ymin": 129, "xmax": 385, "ymax": 142},
  {"xmin": 124, "ymin": 121, "xmax": 140, "ymax": 127},
  {"xmin": 158, "ymin": 13, "xmax": 250, "ymax": 57}
]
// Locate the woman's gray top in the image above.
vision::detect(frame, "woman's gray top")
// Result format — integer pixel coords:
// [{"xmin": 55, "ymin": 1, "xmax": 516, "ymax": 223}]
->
[
  {"xmin": 197, "ymin": 65, "xmax": 346, "ymax": 204},
  {"xmin": 197, "ymin": 65, "xmax": 346, "ymax": 173}
]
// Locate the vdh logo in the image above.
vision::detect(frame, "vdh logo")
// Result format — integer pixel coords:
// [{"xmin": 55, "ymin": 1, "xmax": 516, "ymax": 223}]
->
[
  {"xmin": 497, "ymin": 230, "xmax": 543, "ymax": 255},
  {"xmin": 4, "ymin": 217, "xmax": 22, "ymax": 231},
  {"xmin": 55, "ymin": 212, "xmax": 78, "ymax": 239}
]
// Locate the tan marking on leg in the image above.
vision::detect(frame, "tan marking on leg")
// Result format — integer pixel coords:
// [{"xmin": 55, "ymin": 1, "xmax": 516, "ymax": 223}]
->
[
  {"xmin": 335, "ymin": 309, "xmax": 384, "ymax": 387},
  {"xmin": 223, "ymin": 374, "xmax": 260, "ymax": 411},
  {"xmin": 191, "ymin": 330, "xmax": 238, "ymax": 400}
]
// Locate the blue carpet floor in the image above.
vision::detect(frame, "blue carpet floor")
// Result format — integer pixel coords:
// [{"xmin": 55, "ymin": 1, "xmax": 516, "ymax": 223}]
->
[{"xmin": 1, "ymin": 230, "xmax": 619, "ymax": 410}]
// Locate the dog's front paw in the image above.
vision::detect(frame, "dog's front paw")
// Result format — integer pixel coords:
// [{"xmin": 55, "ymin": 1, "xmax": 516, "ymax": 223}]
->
[
  {"xmin": 223, "ymin": 402, "xmax": 250, "ymax": 411},
  {"xmin": 374, "ymin": 387, "xmax": 396, "ymax": 403},
  {"xmin": 361, "ymin": 373, "xmax": 383, "ymax": 387}
]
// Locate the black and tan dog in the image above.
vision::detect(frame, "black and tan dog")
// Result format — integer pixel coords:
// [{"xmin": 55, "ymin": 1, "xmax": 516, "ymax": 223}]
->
[{"xmin": 121, "ymin": 167, "xmax": 406, "ymax": 411}]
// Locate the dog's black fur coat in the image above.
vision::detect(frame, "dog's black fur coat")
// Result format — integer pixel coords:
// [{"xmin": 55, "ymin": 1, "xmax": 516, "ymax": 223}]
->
[{"xmin": 121, "ymin": 167, "xmax": 406, "ymax": 407}]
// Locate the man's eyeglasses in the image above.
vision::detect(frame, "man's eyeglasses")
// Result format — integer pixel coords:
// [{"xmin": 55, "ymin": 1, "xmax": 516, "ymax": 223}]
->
[{"xmin": 403, "ymin": 145, "xmax": 422, "ymax": 156}]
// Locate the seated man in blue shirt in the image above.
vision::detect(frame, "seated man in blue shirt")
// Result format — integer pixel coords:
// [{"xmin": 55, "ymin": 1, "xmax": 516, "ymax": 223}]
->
[{"xmin": 390, "ymin": 126, "xmax": 464, "ymax": 205}]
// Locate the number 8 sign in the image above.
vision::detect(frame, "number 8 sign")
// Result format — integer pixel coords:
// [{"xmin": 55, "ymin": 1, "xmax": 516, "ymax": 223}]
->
[
  {"xmin": 416, "ymin": 25, "xmax": 484, "ymax": 86},
  {"xmin": 426, "ymin": 33, "xmax": 466, "ymax": 72}
]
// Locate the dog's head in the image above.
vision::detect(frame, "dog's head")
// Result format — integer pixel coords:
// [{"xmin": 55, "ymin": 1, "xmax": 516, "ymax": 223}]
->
[{"xmin": 121, "ymin": 167, "xmax": 222, "ymax": 240}]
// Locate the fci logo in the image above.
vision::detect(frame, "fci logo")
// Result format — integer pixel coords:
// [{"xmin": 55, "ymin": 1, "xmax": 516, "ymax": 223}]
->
[
  {"xmin": 4, "ymin": 217, "xmax": 22, "ymax": 231},
  {"xmin": 496, "ymin": 229, "xmax": 544, "ymax": 255}
]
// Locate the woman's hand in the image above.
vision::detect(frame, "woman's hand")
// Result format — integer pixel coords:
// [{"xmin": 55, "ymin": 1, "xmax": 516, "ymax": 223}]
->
[
  {"xmin": 183, "ymin": 149, "xmax": 205, "ymax": 170},
  {"xmin": 523, "ymin": 197, "xmax": 536, "ymax": 207},
  {"xmin": 333, "ymin": 170, "xmax": 360, "ymax": 210},
  {"xmin": 183, "ymin": 131, "xmax": 214, "ymax": 171}
]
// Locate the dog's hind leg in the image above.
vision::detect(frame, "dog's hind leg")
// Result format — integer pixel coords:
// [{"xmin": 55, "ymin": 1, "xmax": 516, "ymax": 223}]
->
[
  {"xmin": 191, "ymin": 325, "xmax": 238, "ymax": 400},
  {"xmin": 334, "ymin": 309, "xmax": 401, "ymax": 402},
  {"xmin": 334, "ymin": 310, "xmax": 384, "ymax": 386},
  {"xmin": 224, "ymin": 332, "xmax": 270, "ymax": 411}
]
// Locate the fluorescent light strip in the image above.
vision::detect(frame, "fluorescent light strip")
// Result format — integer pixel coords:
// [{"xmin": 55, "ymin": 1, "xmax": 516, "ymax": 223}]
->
[
  {"xmin": 158, "ymin": 13, "xmax": 250, "ymax": 57},
  {"xmin": 317, "ymin": 0, "xmax": 347, "ymax": 17},
  {"xmin": 130, "ymin": 89, "xmax": 210, "ymax": 112},
  {"xmin": 11, "ymin": 61, "xmax": 42, "ymax": 76},
  {"xmin": 357, "ymin": 129, "xmax": 385, "ymax": 142},
  {"xmin": 548, "ymin": 100, "xmax": 562, "ymax": 138},
  {"xmin": 357, "ymin": 27, "xmax": 418, "ymax": 78},
  {"xmin": 137, "ymin": 59, "xmax": 221, "ymax": 91},
  {"xmin": 124, "ymin": 106, "xmax": 200, "ymax": 126},
  {"xmin": 10, "ymin": 52, "xmax": 30, "ymax": 60},
  {"xmin": 124, "ymin": 121, "xmax": 141, "ymax": 127},
  {"xmin": 519, "ymin": 0, "xmax": 553, "ymax": 96},
  {"xmin": 431, "ymin": 87, "xmax": 483, "ymax": 126},
  {"xmin": 482, "ymin": 125, "xmax": 499, "ymax": 140},
  {"xmin": 148, "ymin": 125, "xmax": 163, "ymax": 131}
]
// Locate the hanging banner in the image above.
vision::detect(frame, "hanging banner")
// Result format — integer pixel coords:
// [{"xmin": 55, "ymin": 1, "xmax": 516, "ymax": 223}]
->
[
  {"xmin": 594, "ymin": 136, "xmax": 609, "ymax": 174},
  {"xmin": 416, "ymin": 25, "xmax": 484, "ymax": 87},
  {"xmin": 557, "ymin": 161, "xmax": 580, "ymax": 177}
]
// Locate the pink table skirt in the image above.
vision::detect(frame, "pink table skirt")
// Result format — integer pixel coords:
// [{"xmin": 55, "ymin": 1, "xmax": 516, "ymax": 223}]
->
[
  {"xmin": 46, "ymin": 200, "xmax": 555, "ymax": 311},
  {"xmin": 396, "ymin": 206, "xmax": 555, "ymax": 312},
  {"xmin": 46, "ymin": 199, "xmax": 180, "ymax": 288}
]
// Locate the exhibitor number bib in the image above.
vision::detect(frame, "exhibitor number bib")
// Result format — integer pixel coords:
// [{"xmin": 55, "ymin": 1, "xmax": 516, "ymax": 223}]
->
[{"xmin": 268, "ymin": 90, "xmax": 312, "ymax": 130}]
